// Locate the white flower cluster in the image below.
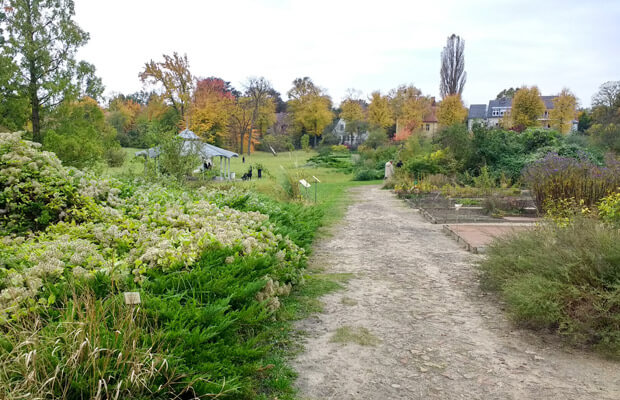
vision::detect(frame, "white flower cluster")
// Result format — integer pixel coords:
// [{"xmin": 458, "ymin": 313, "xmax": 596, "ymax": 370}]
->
[{"xmin": 0, "ymin": 179, "xmax": 305, "ymax": 322}]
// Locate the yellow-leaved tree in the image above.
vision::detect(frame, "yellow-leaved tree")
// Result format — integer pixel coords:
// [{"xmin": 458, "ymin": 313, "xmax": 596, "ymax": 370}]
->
[
  {"xmin": 296, "ymin": 95, "xmax": 333, "ymax": 146},
  {"xmin": 550, "ymin": 88, "xmax": 577, "ymax": 134},
  {"xmin": 139, "ymin": 52, "xmax": 194, "ymax": 127},
  {"xmin": 287, "ymin": 78, "xmax": 334, "ymax": 147},
  {"xmin": 437, "ymin": 95, "xmax": 467, "ymax": 126},
  {"xmin": 367, "ymin": 91, "xmax": 393, "ymax": 129},
  {"xmin": 389, "ymin": 85, "xmax": 431, "ymax": 140},
  {"xmin": 508, "ymin": 85, "xmax": 545, "ymax": 128},
  {"xmin": 340, "ymin": 98, "xmax": 366, "ymax": 138}
]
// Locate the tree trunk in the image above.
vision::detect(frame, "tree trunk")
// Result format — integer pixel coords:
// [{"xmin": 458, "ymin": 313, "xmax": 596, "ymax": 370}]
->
[
  {"xmin": 239, "ymin": 131, "xmax": 246, "ymax": 154},
  {"xmin": 248, "ymin": 105, "xmax": 258, "ymax": 156},
  {"xmin": 31, "ymin": 92, "xmax": 41, "ymax": 142},
  {"xmin": 26, "ymin": 1, "xmax": 42, "ymax": 143}
]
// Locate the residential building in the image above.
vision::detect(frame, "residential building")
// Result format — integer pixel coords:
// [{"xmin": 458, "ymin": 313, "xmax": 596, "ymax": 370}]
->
[
  {"xmin": 420, "ymin": 102, "xmax": 439, "ymax": 139},
  {"xmin": 467, "ymin": 104, "xmax": 487, "ymax": 130},
  {"xmin": 332, "ymin": 118, "xmax": 369, "ymax": 147},
  {"xmin": 467, "ymin": 95, "xmax": 577, "ymax": 131}
]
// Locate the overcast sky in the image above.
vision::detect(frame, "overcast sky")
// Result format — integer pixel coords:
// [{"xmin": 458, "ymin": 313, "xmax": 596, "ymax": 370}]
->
[{"xmin": 74, "ymin": 0, "xmax": 620, "ymax": 107}]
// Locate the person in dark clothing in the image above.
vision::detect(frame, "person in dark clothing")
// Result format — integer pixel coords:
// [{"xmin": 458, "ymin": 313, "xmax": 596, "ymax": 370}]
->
[
  {"xmin": 242, "ymin": 156, "xmax": 245, "ymax": 163},
  {"xmin": 395, "ymin": 160, "xmax": 403, "ymax": 168}
]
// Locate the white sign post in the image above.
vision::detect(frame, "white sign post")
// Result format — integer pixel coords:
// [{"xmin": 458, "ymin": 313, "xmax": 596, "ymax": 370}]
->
[{"xmin": 299, "ymin": 179, "xmax": 311, "ymax": 199}]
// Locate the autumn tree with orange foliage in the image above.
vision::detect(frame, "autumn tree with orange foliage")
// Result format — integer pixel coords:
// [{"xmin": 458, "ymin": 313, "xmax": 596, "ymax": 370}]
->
[
  {"xmin": 390, "ymin": 85, "xmax": 431, "ymax": 140},
  {"xmin": 437, "ymin": 95, "xmax": 467, "ymax": 126},
  {"xmin": 190, "ymin": 77, "xmax": 235, "ymax": 144}
]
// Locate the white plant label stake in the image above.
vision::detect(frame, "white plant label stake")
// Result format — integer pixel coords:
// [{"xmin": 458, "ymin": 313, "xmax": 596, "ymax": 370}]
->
[
  {"xmin": 124, "ymin": 292, "xmax": 141, "ymax": 305},
  {"xmin": 454, "ymin": 204, "xmax": 463, "ymax": 234}
]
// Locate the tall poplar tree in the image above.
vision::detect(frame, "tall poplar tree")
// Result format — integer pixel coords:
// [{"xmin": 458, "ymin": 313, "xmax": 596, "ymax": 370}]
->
[
  {"xmin": 439, "ymin": 34, "xmax": 466, "ymax": 99},
  {"xmin": 0, "ymin": 0, "xmax": 103, "ymax": 142}
]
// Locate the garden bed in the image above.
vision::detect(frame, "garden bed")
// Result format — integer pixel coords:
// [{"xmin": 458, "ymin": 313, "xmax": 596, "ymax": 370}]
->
[{"xmin": 404, "ymin": 192, "xmax": 537, "ymax": 224}]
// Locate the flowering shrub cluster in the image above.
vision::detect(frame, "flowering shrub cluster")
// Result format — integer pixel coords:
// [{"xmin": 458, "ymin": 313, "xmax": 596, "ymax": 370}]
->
[
  {"xmin": 522, "ymin": 152, "xmax": 620, "ymax": 212},
  {"xmin": 0, "ymin": 132, "xmax": 93, "ymax": 233},
  {"xmin": 0, "ymin": 183, "xmax": 305, "ymax": 322},
  {"xmin": 0, "ymin": 134, "xmax": 305, "ymax": 323}
]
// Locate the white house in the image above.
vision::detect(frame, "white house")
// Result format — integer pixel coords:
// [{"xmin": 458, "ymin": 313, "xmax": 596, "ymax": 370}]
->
[{"xmin": 333, "ymin": 118, "xmax": 369, "ymax": 146}]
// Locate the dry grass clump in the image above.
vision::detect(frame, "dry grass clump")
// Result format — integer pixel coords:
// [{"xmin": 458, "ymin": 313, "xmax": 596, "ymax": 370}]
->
[
  {"xmin": 479, "ymin": 217, "xmax": 620, "ymax": 357},
  {"xmin": 0, "ymin": 292, "xmax": 213, "ymax": 399}
]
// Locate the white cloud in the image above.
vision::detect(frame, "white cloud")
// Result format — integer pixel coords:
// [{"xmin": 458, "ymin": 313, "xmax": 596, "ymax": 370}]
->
[{"xmin": 74, "ymin": 0, "xmax": 620, "ymax": 107}]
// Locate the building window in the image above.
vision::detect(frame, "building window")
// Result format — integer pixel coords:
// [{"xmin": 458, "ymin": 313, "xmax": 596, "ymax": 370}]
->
[
  {"xmin": 425, "ymin": 124, "xmax": 430, "ymax": 131},
  {"xmin": 500, "ymin": 110, "xmax": 505, "ymax": 116}
]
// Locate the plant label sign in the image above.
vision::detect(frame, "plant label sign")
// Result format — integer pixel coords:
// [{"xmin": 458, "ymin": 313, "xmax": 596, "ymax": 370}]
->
[
  {"xmin": 124, "ymin": 292, "xmax": 141, "ymax": 305},
  {"xmin": 299, "ymin": 179, "xmax": 311, "ymax": 188}
]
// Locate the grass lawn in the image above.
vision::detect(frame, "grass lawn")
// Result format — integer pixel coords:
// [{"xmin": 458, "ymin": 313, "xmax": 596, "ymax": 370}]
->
[
  {"xmin": 105, "ymin": 148, "xmax": 382, "ymax": 228},
  {"xmin": 102, "ymin": 147, "xmax": 145, "ymax": 176},
  {"xmin": 230, "ymin": 150, "xmax": 381, "ymax": 228}
]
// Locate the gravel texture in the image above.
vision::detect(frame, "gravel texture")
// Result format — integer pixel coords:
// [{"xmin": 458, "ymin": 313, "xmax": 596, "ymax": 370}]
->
[{"xmin": 293, "ymin": 185, "xmax": 620, "ymax": 400}]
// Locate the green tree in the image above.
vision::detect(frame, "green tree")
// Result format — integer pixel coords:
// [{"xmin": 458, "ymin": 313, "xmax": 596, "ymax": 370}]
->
[
  {"xmin": 435, "ymin": 123, "xmax": 471, "ymax": 167},
  {"xmin": 509, "ymin": 85, "xmax": 545, "ymax": 129},
  {"xmin": 300, "ymin": 134, "xmax": 310, "ymax": 151},
  {"xmin": 43, "ymin": 97, "xmax": 118, "ymax": 168},
  {"xmin": 0, "ymin": 53, "xmax": 29, "ymax": 131},
  {"xmin": 496, "ymin": 87, "xmax": 519, "ymax": 99},
  {"xmin": 1, "ymin": 0, "xmax": 103, "ymax": 142}
]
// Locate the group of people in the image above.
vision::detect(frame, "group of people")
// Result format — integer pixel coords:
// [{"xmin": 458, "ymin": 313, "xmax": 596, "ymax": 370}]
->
[{"xmin": 384, "ymin": 159, "xmax": 402, "ymax": 179}]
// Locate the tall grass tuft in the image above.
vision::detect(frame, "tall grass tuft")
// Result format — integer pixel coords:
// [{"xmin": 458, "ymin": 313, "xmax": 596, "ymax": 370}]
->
[
  {"xmin": 0, "ymin": 292, "xmax": 211, "ymax": 399},
  {"xmin": 522, "ymin": 153, "xmax": 620, "ymax": 212},
  {"xmin": 479, "ymin": 217, "xmax": 620, "ymax": 356}
]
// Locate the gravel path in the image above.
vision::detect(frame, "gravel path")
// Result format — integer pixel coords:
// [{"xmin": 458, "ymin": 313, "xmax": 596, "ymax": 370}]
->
[{"xmin": 293, "ymin": 185, "xmax": 619, "ymax": 400}]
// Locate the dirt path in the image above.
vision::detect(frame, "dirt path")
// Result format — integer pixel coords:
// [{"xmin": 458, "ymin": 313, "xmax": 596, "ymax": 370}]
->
[{"xmin": 293, "ymin": 185, "xmax": 619, "ymax": 400}]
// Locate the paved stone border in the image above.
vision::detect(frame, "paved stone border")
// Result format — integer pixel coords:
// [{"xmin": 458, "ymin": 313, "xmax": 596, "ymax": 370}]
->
[{"xmin": 442, "ymin": 224, "xmax": 486, "ymax": 253}]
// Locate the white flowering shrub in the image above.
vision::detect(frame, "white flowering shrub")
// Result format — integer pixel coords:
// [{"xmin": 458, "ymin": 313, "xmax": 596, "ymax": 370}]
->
[
  {"xmin": 0, "ymin": 134, "xmax": 306, "ymax": 323},
  {"xmin": 0, "ymin": 132, "xmax": 99, "ymax": 233}
]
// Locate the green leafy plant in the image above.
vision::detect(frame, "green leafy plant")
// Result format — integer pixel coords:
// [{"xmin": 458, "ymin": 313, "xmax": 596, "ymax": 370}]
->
[{"xmin": 598, "ymin": 190, "xmax": 620, "ymax": 228}]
